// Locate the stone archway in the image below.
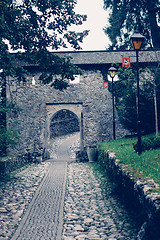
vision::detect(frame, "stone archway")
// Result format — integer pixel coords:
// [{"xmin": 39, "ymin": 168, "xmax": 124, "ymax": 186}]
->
[
  {"xmin": 50, "ymin": 109, "xmax": 80, "ymax": 138},
  {"xmin": 46, "ymin": 102, "xmax": 83, "ymax": 145}
]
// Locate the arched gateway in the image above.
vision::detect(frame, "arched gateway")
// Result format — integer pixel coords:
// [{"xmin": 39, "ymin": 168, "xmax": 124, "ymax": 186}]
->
[{"xmin": 46, "ymin": 102, "xmax": 84, "ymax": 152}]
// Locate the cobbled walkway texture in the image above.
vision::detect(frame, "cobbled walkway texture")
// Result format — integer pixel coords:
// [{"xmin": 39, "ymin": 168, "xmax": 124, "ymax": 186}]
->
[
  {"xmin": 0, "ymin": 132, "xmax": 139, "ymax": 240},
  {"xmin": 11, "ymin": 162, "xmax": 67, "ymax": 240},
  {"xmin": 63, "ymin": 163, "xmax": 138, "ymax": 240},
  {"xmin": 0, "ymin": 162, "xmax": 50, "ymax": 240}
]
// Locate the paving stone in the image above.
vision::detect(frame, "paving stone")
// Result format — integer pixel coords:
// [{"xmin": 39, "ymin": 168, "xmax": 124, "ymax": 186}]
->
[
  {"xmin": 62, "ymin": 162, "xmax": 139, "ymax": 240},
  {"xmin": 1, "ymin": 134, "xmax": 140, "ymax": 240},
  {"xmin": 11, "ymin": 161, "xmax": 66, "ymax": 240},
  {"xmin": 0, "ymin": 162, "xmax": 49, "ymax": 240}
]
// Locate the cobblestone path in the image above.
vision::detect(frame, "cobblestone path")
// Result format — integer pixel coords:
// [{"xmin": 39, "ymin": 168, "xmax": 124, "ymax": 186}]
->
[
  {"xmin": 1, "ymin": 133, "xmax": 140, "ymax": 240},
  {"xmin": 62, "ymin": 163, "xmax": 139, "ymax": 240},
  {"xmin": 49, "ymin": 132, "xmax": 80, "ymax": 160},
  {"xmin": 0, "ymin": 162, "xmax": 49, "ymax": 240},
  {"xmin": 11, "ymin": 161, "xmax": 67, "ymax": 240}
]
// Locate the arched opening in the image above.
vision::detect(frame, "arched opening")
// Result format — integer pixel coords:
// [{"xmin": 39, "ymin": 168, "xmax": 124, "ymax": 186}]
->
[{"xmin": 50, "ymin": 109, "xmax": 80, "ymax": 138}]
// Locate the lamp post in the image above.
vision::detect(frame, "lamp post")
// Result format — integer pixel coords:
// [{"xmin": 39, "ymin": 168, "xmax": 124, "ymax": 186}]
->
[
  {"xmin": 108, "ymin": 66, "xmax": 117, "ymax": 140},
  {"xmin": 130, "ymin": 30, "xmax": 145, "ymax": 154}
]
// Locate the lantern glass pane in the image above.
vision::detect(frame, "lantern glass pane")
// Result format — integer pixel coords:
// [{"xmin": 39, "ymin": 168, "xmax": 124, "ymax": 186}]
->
[
  {"xmin": 109, "ymin": 71, "xmax": 116, "ymax": 78},
  {"xmin": 132, "ymin": 40, "xmax": 142, "ymax": 50}
]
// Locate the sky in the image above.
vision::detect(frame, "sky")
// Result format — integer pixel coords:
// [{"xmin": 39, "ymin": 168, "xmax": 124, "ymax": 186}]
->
[{"xmin": 64, "ymin": 0, "xmax": 110, "ymax": 51}]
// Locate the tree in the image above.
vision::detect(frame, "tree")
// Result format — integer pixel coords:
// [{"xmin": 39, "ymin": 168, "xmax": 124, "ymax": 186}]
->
[
  {"xmin": 0, "ymin": 0, "xmax": 88, "ymax": 90},
  {"xmin": 112, "ymin": 66, "xmax": 138, "ymax": 132},
  {"xmin": 103, "ymin": 0, "xmax": 160, "ymax": 49},
  {"xmin": 112, "ymin": 66, "xmax": 160, "ymax": 134},
  {"xmin": 0, "ymin": 0, "xmax": 88, "ymax": 85},
  {"xmin": 0, "ymin": 98, "xmax": 21, "ymax": 156},
  {"xmin": 0, "ymin": 0, "xmax": 88, "ymax": 156}
]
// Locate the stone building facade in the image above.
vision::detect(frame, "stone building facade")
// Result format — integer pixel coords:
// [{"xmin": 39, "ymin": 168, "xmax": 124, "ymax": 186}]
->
[
  {"xmin": 8, "ymin": 49, "xmax": 160, "ymax": 158},
  {"xmin": 7, "ymin": 68, "xmax": 127, "ymax": 158}
]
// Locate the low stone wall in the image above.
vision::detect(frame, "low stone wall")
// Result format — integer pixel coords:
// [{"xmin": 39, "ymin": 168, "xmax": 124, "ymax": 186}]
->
[
  {"xmin": 0, "ymin": 154, "xmax": 30, "ymax": 177},
  {"xmin": 0, "ymin": 150, "xmax": 49, "ymax": 177},
  {"xmin": 98, "ymin": 149, "xmax": 160, "ymax": 240}
]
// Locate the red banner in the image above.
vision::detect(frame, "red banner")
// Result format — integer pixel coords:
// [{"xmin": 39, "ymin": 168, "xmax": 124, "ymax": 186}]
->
[
  {"xmin": 103, "ymin": 82, "xmax": 108, "ymax": 89},
  {"xmin": 122, "ymin": 57, "xmax": 131, "ymax": 68}
]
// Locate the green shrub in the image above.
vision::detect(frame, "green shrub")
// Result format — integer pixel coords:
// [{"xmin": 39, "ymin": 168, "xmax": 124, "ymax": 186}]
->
[
  {"xmin": 133, "ymin": 138, "xmax": 152, "ymax": 152},
  {"xmin": 0, "ymin": 128, "xmax": 19, "ymax": 157},
  {"xmin": 133, "ymin": 136, "xmax": 160, "ymax": 153},
  {"xmin": 152, "ymin": 136, "xmax": 160, "ymax": 149}
]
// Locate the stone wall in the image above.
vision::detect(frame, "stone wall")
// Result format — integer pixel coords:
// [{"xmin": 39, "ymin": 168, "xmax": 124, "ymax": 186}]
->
[
  {"xmin": 0, "ymin": 154, "xmax": 32, "ymax": 176},
  {"xmin": 0, "ymin": 151, "xmax": 45, "ymax": 176},
  {"xmin": 98, "ymin": 149, "xmax": 160, "ymax": 240},
  {"xmin": 7, "ymin": 69, "xmax": 128, "ymax": 157},
  {"xmin": 7, "ymin": 77, "xmax": 49, "ymax": 157},
  {"xmin": 54, "ymin": 50, "xmax": 160, "ymax": 65}
]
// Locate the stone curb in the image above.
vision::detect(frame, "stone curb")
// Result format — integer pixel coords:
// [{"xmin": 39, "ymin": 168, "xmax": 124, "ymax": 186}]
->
[
  {"xmin": 107, "ymin": 152, "xmax": 160, "ymax": 210},
  {"xmin": 103, "ymin": 150, "xmax": 160, "ymax": 240}
]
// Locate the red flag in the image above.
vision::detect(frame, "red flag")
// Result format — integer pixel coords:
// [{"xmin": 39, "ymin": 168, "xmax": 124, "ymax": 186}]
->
[
  {"xmin": 122, "ymin": 57, "xmax": 131, "ymax": 67},
  {"xmin": 103, "ymin": 82, "xmax": 108, "ymax": 89}
]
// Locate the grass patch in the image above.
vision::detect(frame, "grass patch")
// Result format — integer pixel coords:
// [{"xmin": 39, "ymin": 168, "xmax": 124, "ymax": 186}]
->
[{"xmin": 99, "ymin": 135, "xmax": 160, "ymax": 186}]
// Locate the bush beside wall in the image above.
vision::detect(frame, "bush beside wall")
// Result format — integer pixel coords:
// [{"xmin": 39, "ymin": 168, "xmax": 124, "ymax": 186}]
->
[{"xmin": 133, "ymin": 136, "xmax": 160, "ymax": 152}]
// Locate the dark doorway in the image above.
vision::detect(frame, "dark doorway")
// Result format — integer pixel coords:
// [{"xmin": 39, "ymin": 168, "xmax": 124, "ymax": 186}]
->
[{"xmin": 50, "ymin": 109, "xmax": 80, "ymax": 138}]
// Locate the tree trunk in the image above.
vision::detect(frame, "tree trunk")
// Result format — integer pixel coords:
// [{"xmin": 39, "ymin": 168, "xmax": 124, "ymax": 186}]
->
[
  {"xmin": 0, "ymin": 76, "xmax": 7, "ymax": 155},
  {"xmin": 147, "ymin": 1, "xmax": 160, "ymax": 48}
]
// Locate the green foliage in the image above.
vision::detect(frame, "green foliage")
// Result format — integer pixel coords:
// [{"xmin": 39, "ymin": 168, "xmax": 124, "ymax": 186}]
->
[
  {"xmin": 0, "ymin": 100, "xmax": 21, "ymax": 156},
  {"xmin": 104, "ymin": 0, "xmax": 160, "ymax": 49},
  {"xmin": 38, "ymin": 54, "xmax": 82, "ymax": 88},
  {"xmin": 51, "ymin": 78, "xmax": 69, "ymax": 91},
  {"xmin": 0, "ymin": 0, "xmax": 88, "ymax": 52},
  {"xmin": 0, "ymin": 0, "xmax": 88, "ymax": 89},
  {"xmin": 110, "ymin": 66, "xmax": 160, "ymax": 134},
  {"xmin": 133, "ymin": 136, "xmax": 160, "ymax": 153},
  {"xmin": 113, "ymin": 66, "xmax": 137, "ymax": 132},
  {"xmin": 152, "ymin": 136, "xmax": 160, "ymax": 149},
  {"xmin": 133, "ymin": 138, "xmax": 152, "ymax": 152},
  {"xmin": 0, "ymin": 127, "xmax": 19, "ymax": 157}
]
